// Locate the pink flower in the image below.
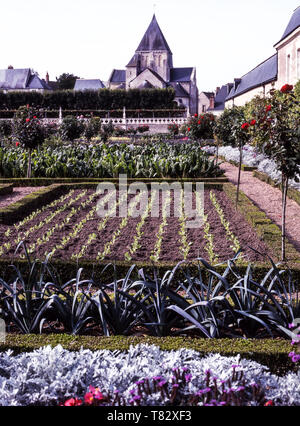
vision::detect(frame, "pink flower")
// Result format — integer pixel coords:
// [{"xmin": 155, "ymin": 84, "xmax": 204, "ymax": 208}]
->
[
  {"xmin": 64, "ymin": 398, "xmax": 82, "ymax": 406},
  {"xmin": 84, "ymin": 392, "xmax": 94, "ymax": 405}
]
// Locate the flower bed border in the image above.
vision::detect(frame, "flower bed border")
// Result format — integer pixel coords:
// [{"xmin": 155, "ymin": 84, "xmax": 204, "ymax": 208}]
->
[
  {"xmin": 253, "ymin": 170, "xmax": 300, "ymax": 207},
  {"xmin": 0, "ymin": 334, "xmax": 297, "ymax": 376}
]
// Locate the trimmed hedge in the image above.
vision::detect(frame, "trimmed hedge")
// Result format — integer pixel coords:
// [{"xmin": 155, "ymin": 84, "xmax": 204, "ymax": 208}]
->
[
  {"xmin": 0, "ymin": 183, "xmax": 13, "ymax": 196},
  {"xmin": 0, "ymin": 334, "xmax": 296, "ymax": 376},
  {"xmin": 253, "ymin": 170, "xmax": 300, "ymax": 207},
  {"xmin": 223, "ymin": 183, "xmax": 300, "ymax": 265},
  {"xmin": 0, "ymin": 184, "xmax": 66, "ymax": 225},
  {"xmin": 0, "ymin": 88, "xmax": 177, "ymax": 111}
]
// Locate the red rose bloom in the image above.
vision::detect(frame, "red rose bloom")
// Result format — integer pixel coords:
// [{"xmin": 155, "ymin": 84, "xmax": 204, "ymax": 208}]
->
[
  {"xmin": 265, "ymin": 105, "xmax": 271, "ymax": 112},
  {"xmin": 194, "ymin": 113, "xmax": 198, "ymax": 117},
  {"xmin": 187, "ymin": 127, "xmax": 191, "ymax": 131},
  {"xmin": 33, "ymin": 116, "xmax": 37, "ymax": 119},
  {"xmin": 26, "ymin": 118, "xmax": 30, "ymax": 123},
  {"xmin": 264, "ymin": 400, "xmax": 274, "ymax": 407},
  {"xmin": 241, "ymin": 122, "xmax": 250, "ymax": 130},
  {"xmin": 15, "ymin": 142, "xmax": 20, "ymax": 147},
  {"xmin": 280, "ymin": 84, "xmax": 293, "ymax": 93},
  {"xmin": 198, "ymin": 120, "xmax": 201, "ymax": 124},
  {"xmin": 250, "ymin": 119, "xmax": 256, "ymax": 126}
]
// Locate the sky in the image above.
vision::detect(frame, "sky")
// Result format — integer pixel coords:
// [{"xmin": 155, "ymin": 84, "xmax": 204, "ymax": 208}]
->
[{"xmin": 1, "ymin": 0, "xmax": 300, "ymax": 91}]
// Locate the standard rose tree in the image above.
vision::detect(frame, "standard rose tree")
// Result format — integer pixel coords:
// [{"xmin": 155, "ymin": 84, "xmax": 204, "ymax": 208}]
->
[
  {"xmin": 250, "ymin": 84, "xmax": 300, "ymax": 260},
  {"xmin": 13, "ymin": 106, "xmax": 45, "ymax": 178}
]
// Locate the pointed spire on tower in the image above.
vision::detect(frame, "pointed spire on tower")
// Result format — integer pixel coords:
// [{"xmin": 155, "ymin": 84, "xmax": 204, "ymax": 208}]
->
[{"xmin": 136, "ymin": 14, "xmax": 172, "ymax": 53}]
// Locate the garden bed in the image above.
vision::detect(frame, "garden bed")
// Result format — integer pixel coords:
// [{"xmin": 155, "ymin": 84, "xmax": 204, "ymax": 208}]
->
[{"xmin": 0, "ymin": 186, "xmax": 274, "ymax": 264}]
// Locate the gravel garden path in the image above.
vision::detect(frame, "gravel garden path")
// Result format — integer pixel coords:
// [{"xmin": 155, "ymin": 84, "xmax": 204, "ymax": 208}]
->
[{"xmin": 218, "ymin": 161, "xmax": 300, "ymax": 253}]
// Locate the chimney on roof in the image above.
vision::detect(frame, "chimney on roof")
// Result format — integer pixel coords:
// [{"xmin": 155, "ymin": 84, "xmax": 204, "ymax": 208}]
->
[
  {"xmin": 215, "ymin": 87, "xmax": 220, "ymax": 95},
  {"xmin": 46, "ymin": 72, "xmax": 49, "ymax": 84},
  {"xmin": 8, "ymin": 65, "xmax": 13, "ymax": 69},
  {"xmin": 209, "ymin": 94, "xmax": 215, "ymax": 110}
]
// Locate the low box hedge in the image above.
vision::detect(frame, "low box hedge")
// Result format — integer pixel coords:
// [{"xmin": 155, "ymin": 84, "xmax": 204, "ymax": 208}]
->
[
  {"xmin": 0, "ymin": 177, "xmax": 229, "ymax": 187},
  {"xmin": 0, "ymin": 184, "xmax": 66, "ymax": 225},
  {"xmin": 0, "ymin": 183, "xmax": 13, "ymax": 196},
  {"xmin": 223, "ymin": 183, "xmax": 300, "ymax": 266},
  {"xmin": 0, "ymin": 334, "xmax": 296, "ymax": 376},
  {"xmin": 253, "ymin": 170, "xmax": 300, "ymax": 207}
]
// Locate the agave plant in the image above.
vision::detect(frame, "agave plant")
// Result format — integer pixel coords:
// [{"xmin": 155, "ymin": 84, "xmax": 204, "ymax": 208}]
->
[
  {"xmin": 50, "ymin": 268, "xmax": 96, "ymax": 335},
  {"xmin": 90, "ymin": 264, "xmax": 152, "ymax": 336},
  {"xmin": 0, "ymin": 242, "xmax": 57, "ymax": 334}
]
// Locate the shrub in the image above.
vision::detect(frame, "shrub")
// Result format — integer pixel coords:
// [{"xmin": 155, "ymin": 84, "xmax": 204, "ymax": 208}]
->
[
  {"xmin": 0, "ymin": 120, "xmax": 12, "ymax": 137},
  {"xmin": 214, "ymin": 107, "xmax": 246, "ymax": 147},
  {"xmin": 60, "ymin": 115, "xmax": 85, "ymax": 142},
  {"xmin": 168, "ymin": 123, "xmax": 179, "ymax": 137},
  {"xmin": 187, "ymin": 113, "xmax": 215, "ymax": 140},
  {"xmin": 84, "ymin": 117, "xmax": 101, "ymax": 141}
]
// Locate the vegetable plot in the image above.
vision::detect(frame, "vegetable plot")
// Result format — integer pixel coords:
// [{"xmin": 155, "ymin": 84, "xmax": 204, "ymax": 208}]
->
[{"xmin": 0, "ymin": 188, "xmax": 273, "ymax": 264}]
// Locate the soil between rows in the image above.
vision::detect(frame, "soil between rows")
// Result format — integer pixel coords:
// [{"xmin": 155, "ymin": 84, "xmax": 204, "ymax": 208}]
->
[{"xmin": 0, "ymin": 188, "xmax": 273, "ymax": 263}]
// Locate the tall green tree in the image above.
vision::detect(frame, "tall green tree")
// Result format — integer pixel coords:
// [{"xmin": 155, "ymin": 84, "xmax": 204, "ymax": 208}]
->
[{"xmin": 56, "ymin": 73, "xmax": 80, "ymax": 90}]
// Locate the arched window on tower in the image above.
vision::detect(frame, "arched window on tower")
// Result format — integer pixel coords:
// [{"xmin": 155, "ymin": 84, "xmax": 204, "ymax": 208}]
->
[{"xmin": 158, "ymin": 55, "xmax": 161, "ymax": 67}]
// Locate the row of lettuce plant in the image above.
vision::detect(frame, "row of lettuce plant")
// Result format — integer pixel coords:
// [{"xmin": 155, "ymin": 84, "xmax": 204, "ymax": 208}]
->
[
  {"xmin": 0, "ymin": 244, "xmax": 299, "ymax": 338},
  {"xmin": 0, "ymin": 141, "xmax": 223, "ymax": 179}
]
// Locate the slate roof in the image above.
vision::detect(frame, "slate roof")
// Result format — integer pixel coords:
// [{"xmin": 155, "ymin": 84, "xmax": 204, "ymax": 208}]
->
[
  {"xmin": 171, "ymin": 82, "xmax": 189, "ymax": 97},
  {"xmin": 170, "ymin": 68, "xmax": 193, "ymax": 82},
  {"xmin": 136, "ymin": 14, "xmax": 172, "ymax": 53},
  {"xmin": 275, "ymin": 6, "xmax": 300, "ymax": 45},
  {"xmin": 27, "ymin": 74, "xmax": 52, "ymax": 90},
  {"xmin": 109, "ymin": 69, "xmax": 126, "ymax": 83},
  {"xmin": 226, "ymin": 54, "xmax": 278, "ymax": 100},
  {"xmin": 213, "ymin": 85, "xmax": 228, "ymax": 110},
  {"xmin": 0, "ymin": 68, "xmax": 30, "ymax": 90},
  {"xmin": 74, "ymin": 79, "xmax": 105, "ymax": 91},
  {"xmin": 0, "ymin": 68, "xmax": 53, "ymax": 90},
  {"xmin": 126, "ymin": 54, "xmax": 140, "ymax": 67}
]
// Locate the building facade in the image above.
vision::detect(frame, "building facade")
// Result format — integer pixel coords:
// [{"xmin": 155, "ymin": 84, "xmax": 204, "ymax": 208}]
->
[
  {"xmin": 107, "ymin": 15, "xmax": 198, "ymax": 114},
  {"xmin": 225, "ymin": 6, "xmax": 300, "ymax": 107}
]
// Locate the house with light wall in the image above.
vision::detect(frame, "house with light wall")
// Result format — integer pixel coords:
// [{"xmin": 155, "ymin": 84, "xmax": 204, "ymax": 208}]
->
[{"xmin": 225, "ymin": 6, "xmax": 300, "ymax": 107}]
